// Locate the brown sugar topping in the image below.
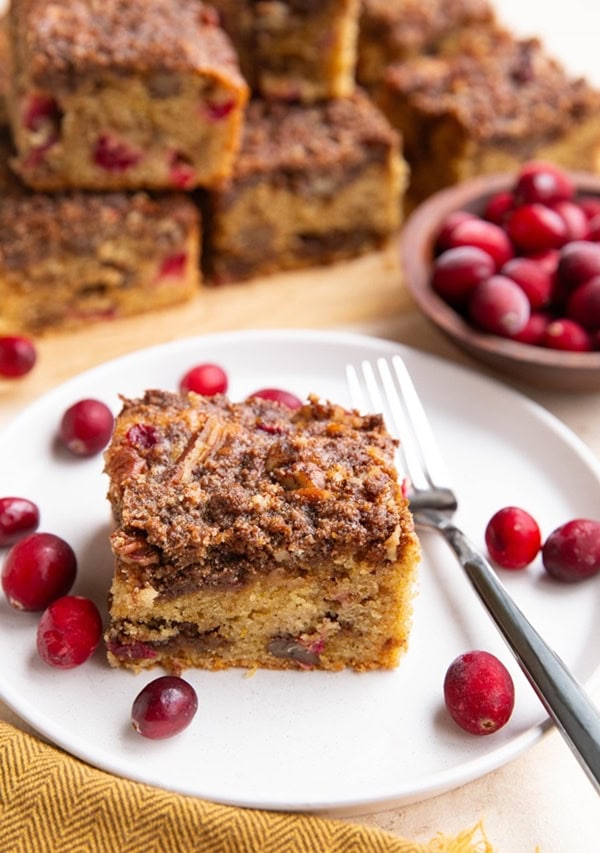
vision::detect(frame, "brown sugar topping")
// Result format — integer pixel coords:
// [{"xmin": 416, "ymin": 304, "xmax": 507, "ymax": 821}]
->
[
  {"xmin": 105, "ymin": 391, "xmax": 408, "ymax": 595},
  {"xmin": 234, "ymin": 92, "xmax": 399, "ymax": 177},
  {"xmin": 384, "ymin": 37, "xmax": 600, "ymax": 143},
  {"xmin": 12, "ymin": 0, "xmax": 242, "ymax": 83}
]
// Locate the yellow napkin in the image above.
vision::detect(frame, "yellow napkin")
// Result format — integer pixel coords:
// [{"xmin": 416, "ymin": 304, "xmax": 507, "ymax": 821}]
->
[{"xmin": 0, "ymin": 721, "xmax": 493, "ymax": 852}]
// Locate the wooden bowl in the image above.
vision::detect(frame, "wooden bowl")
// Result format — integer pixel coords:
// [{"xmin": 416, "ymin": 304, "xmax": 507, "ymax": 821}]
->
[{"xmin": 400, "ymin": 171, "xmax": 600, "ymax": 392}]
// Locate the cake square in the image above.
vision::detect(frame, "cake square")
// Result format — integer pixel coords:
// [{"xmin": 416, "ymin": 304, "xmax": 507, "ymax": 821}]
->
[
  {"xmin": 211, "ymin": 0, "xmax": 360, "ymax": 102},
  {"xmin": 375, "ymin": 34, "xmax": 600, "ymax": 205},
  {"xmin": 103, "ymin": 391, "xmax": 420, "ymax": 673},
  {"xmin": 201, "ymin": 91, "xmax": 408, "ymax": 283},
  {"xmin": 357, "ymin": 0, "xmax": 497, "ymax": 88},
  {"xmin": 0, "ymin": 134, "xmax": 201, "ymax": 335},
  {"xmin": 7, "ymin": 0, "xmax": 248, "ymax": 191}
]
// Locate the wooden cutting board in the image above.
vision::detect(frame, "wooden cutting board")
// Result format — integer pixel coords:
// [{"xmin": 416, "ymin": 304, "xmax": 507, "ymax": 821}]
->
[{"xmin": 0, "ymin": 243, "xmax": 414, "ymax": 424}]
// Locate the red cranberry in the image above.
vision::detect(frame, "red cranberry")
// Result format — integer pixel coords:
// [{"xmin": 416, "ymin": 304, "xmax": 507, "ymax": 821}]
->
[
  {"xmin": 443, "ymin": 217, "xmax": 514, "ymax": 269},
  {"xmin": 501, "ymin": 257, "xmax": 552, "ymax": 309},
  {"xmin": 59, "ymin": 399, "xmax": 114, "ymax": 457},
  {"xmin": 0, "ymin": 335, "xmax": 37, "ymax": 378},
  {"xmin": 543, "ymin": 318, "xmax": 593, "ymax": 352},
  {"xmin": 557, "ymin": 241, "xmax": 600, "ymax": 290},
  {"xmin": 525, "ymin": 248, "xmax": 560, "ymax": 277},
  {"xmin": 468, "ymin": 275, "xmax": 530, "ymax": 337},
  {"xmin": 204, "ymin": 98, "xmax": 236, "ymax": 121},
  {"xmin": 94, "ymin": 134, "xmax": 143, "ymax": 172},
  {"xmin": 131, "ymin": 675, "xmax": 198, "ymax": 739},
  {"xmin": 513, "ymin": 161, "xmax": 574, "ymax": 205},
  {"xmin": 249, "ymin": 388, "xmax": 303, "ymax": 409},
  {"xmin": 483, "ymin": 191, "xmax": 514, "ymax": 226},
  {"xmin": 566, "ymin": 276, "xmax": 600, "ymax": 331},
  {"xmin": 22, "ymin": 93, "xmax": 62, "ymax": 133},
  {"xmin": 551, "ymin": 200, "xmax": 590, "ymax": 241},
  {"xmin": 0, "ymin": 497, "xmax": 40, "ymax": 547},
  {"xmin": 435, "ymin": 211, "xmax": 477, "ymax": 253},
  {"xmin": 507, "ymin": 203, "xmax": 568, "ymax": 252},
  {"xmin": 578, "ymin": 196, "xmax": 600, "ymax": 221},
  {"xmin": 542, "ymin": 519, "xmax": 600, "ymax": 582},
  {"xmin": 512, "ymin": 312, "xmax": 551, "ymax": 345},
  {"xmin": 157, "ymin": 252, "xmax": 188, "ymax": 280},
  {"xmin": 443, "ymin": 650, "xmax": 515, "ymax": 735},
  {"xmin": 431, "ymin": 246, "xmax": 496, "ymax": 305},
  {"xmin": 1, "ymin": 532, "xmax": 77, "ymax": 611},
  {"xmin": 485, "ymin": 506, "xmax": 541, "ymax": 569},
  {"xmin": 36, "ymin": 595, "xmax": 102, "ymax": 668},
  {"xmin": 179, "ymin": 363, "xmax": 228, "ymax": 396},
  {"xmin": 589, "ymin": 214, "xmax": 600, "ymax": 242},
  {"xmin": 168, "ymin": 152, "xmax": 196, "ymax": 189},
  {"xmin": 127, "ymin": 423, "xmax": 159, "ymax": 450}
]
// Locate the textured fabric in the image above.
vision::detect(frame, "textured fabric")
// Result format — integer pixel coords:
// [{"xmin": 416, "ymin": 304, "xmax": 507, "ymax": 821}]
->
[{"xmin": 0, "ymin": 721, "xmax": 494, "ymax": 853}]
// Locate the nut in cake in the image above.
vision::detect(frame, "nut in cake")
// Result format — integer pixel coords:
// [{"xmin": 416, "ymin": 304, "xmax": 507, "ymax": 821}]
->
[{"xmin": 104, "ymin": 391, "xmax": 420, "ymax": 673}]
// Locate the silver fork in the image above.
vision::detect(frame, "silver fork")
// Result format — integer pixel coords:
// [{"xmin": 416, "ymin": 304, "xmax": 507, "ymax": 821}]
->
[{"xmin": 347, "ymin": 353, "xmax": 600, "ymax": 794}]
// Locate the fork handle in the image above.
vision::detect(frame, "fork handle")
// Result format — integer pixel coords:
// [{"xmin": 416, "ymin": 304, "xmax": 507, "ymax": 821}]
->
[{"xmin": 421, "ymin": 509, "xmax": 600, "ymax": 795}]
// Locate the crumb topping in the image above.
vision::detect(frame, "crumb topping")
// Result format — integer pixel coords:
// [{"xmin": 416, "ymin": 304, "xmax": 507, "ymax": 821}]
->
[
  {"xmin": 104, "ymin": 391, "xmax": 409, "ymax": 594},
  {"xmin": 383, "ymin": 37, "xmax": 600, "ymax": 142}
]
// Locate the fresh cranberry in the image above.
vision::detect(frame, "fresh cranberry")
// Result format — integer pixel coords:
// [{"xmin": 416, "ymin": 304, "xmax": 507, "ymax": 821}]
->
[
  {"xmin": 168, "ymin": 152, "xmax": 196, "ymax": 189},
  {"xmin": 468, "ymin": 275, "xmax": 530, "ymax": 337},
  {"xmin": 249, "ymin": 388, "xmax": 303, "ymax": 409},
  {"xmin": 157, "ymin": 252, "xmax": 188, "ymax": 280},
  {"xmin": 443, "ymin": 650, "xmax": 515, "ymax": 735},
  {"xmin": 485, "ymin": 506, "xmax": 541, "ymax": 569},
  {"xmin": 543, "ymin": 318, "xmax": 593, "ymax": 352},
  {"xmin": 525, "ymin": 248, "xmax": 560, "ymax": 277},
  {"xmin": 513, "ymin": 161, "xmax": 574, "ymax": 205},
  {"xmin": 131, "ymin": 676, "xmax": 198, "ymax": 739},
  {"xmin": 566, "ymin": 276, "xmax": 600, "ymax": 331},
  {"xmin": 551, "ymin": 200, "xmax": 590, "ymax": 242},
  {"xmin": 94, "ymin": 134, "xmax": 143, "ymax": 172},
  {"xmin": 435, "ymin": 211, "xmax": 477, "ymax": 254},
  {"xmin": 0, "ymin": 335, "xmax": 37, "ymax": 378},
  {"xmin": 431, "ymin": 246, "xmax": 495, "ymax": 305},
  {"xmin": 483, "ymin": 191, "xmax": 514, "ymax": 226},
  {"xmin": 589, "ymin": 215, "xmax": 600, "ymax": 242},
  {"xmin": 507, "ymin": 203, "xmax": 568, "ymax": 252},
  {"xmin": 443, "ymin": 217, "xmax": 514, "ymax": 269},
  {"xmin": 0, "ymin": 497, "xmax": 40, "ymax": 547},
  {"xmin": 179, "ymin": 363, "xmax": 228, "ymax": 396},
  {"xmin": 36, "ymin": 595, "xmax": 102, "ymax": 668},
  {"xmin": 501, "ymin": 257, "xmax": 552, "ymax": 309},
  {"xmin": 577, "ymin": 196, "xmax": 600, "ymax": 221},
  {"xmin": 557, "ymin": 241, "xmax": 600, "ymax": 291},
  {"xmin": 542, "ymin": 519, "xmax": 600, "ymax": 582},
  {"xmin": 1, "ymin": 532, "xmax": 77, "ymax": 611},
  {"xmin": 59, "ymin": 399, "xmax": 114, "ymax": 457},
  {"xmin": 512, "ymin": 312, "xmax": 551, "ymax": 345}
]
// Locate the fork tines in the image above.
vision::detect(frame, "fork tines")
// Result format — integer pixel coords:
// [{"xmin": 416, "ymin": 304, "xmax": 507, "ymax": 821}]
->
[{"xmin": 346, "ymin": 354, "xmax": 452, "ymax": 494}]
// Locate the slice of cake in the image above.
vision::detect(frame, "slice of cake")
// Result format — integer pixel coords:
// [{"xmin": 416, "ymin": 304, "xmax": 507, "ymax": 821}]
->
[
  {"xmin": 201, "ymin": 91, "xmax": 408, "ymax": 283},
  {"xmin": 375, "ymin": 34, "xmax": 600, "ymax": 205},
  {"xmin": 7, "ymin": 0, "xmax": 248, "ymax": 191},
  {"xmin": 0, "ymin": 134, "xmax": 201, "ymax": 335},
  {"xmin": 103, "ymin": 391, "xmax": 420, "ymax": 673},
  {"xmin": 211, "ymin": 0, "xmax": 360, "ymax": 102}
]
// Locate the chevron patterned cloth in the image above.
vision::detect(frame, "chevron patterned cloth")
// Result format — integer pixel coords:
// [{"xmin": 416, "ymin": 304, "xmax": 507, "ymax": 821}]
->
[{"xmin": 0, "ymin": 721, "xmax": 493, "ymax": 853}]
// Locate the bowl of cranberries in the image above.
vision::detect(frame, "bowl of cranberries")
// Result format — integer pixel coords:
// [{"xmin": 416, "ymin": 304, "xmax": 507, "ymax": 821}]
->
[{"xmin": 400, "ymin": 161, "xmax": 600, "ymax": 391}]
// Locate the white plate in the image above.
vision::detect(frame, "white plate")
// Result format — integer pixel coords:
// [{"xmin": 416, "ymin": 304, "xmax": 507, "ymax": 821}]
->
[{"xmin": 1, "ymin": 329, "xmax": 600, "ymax": 815}]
